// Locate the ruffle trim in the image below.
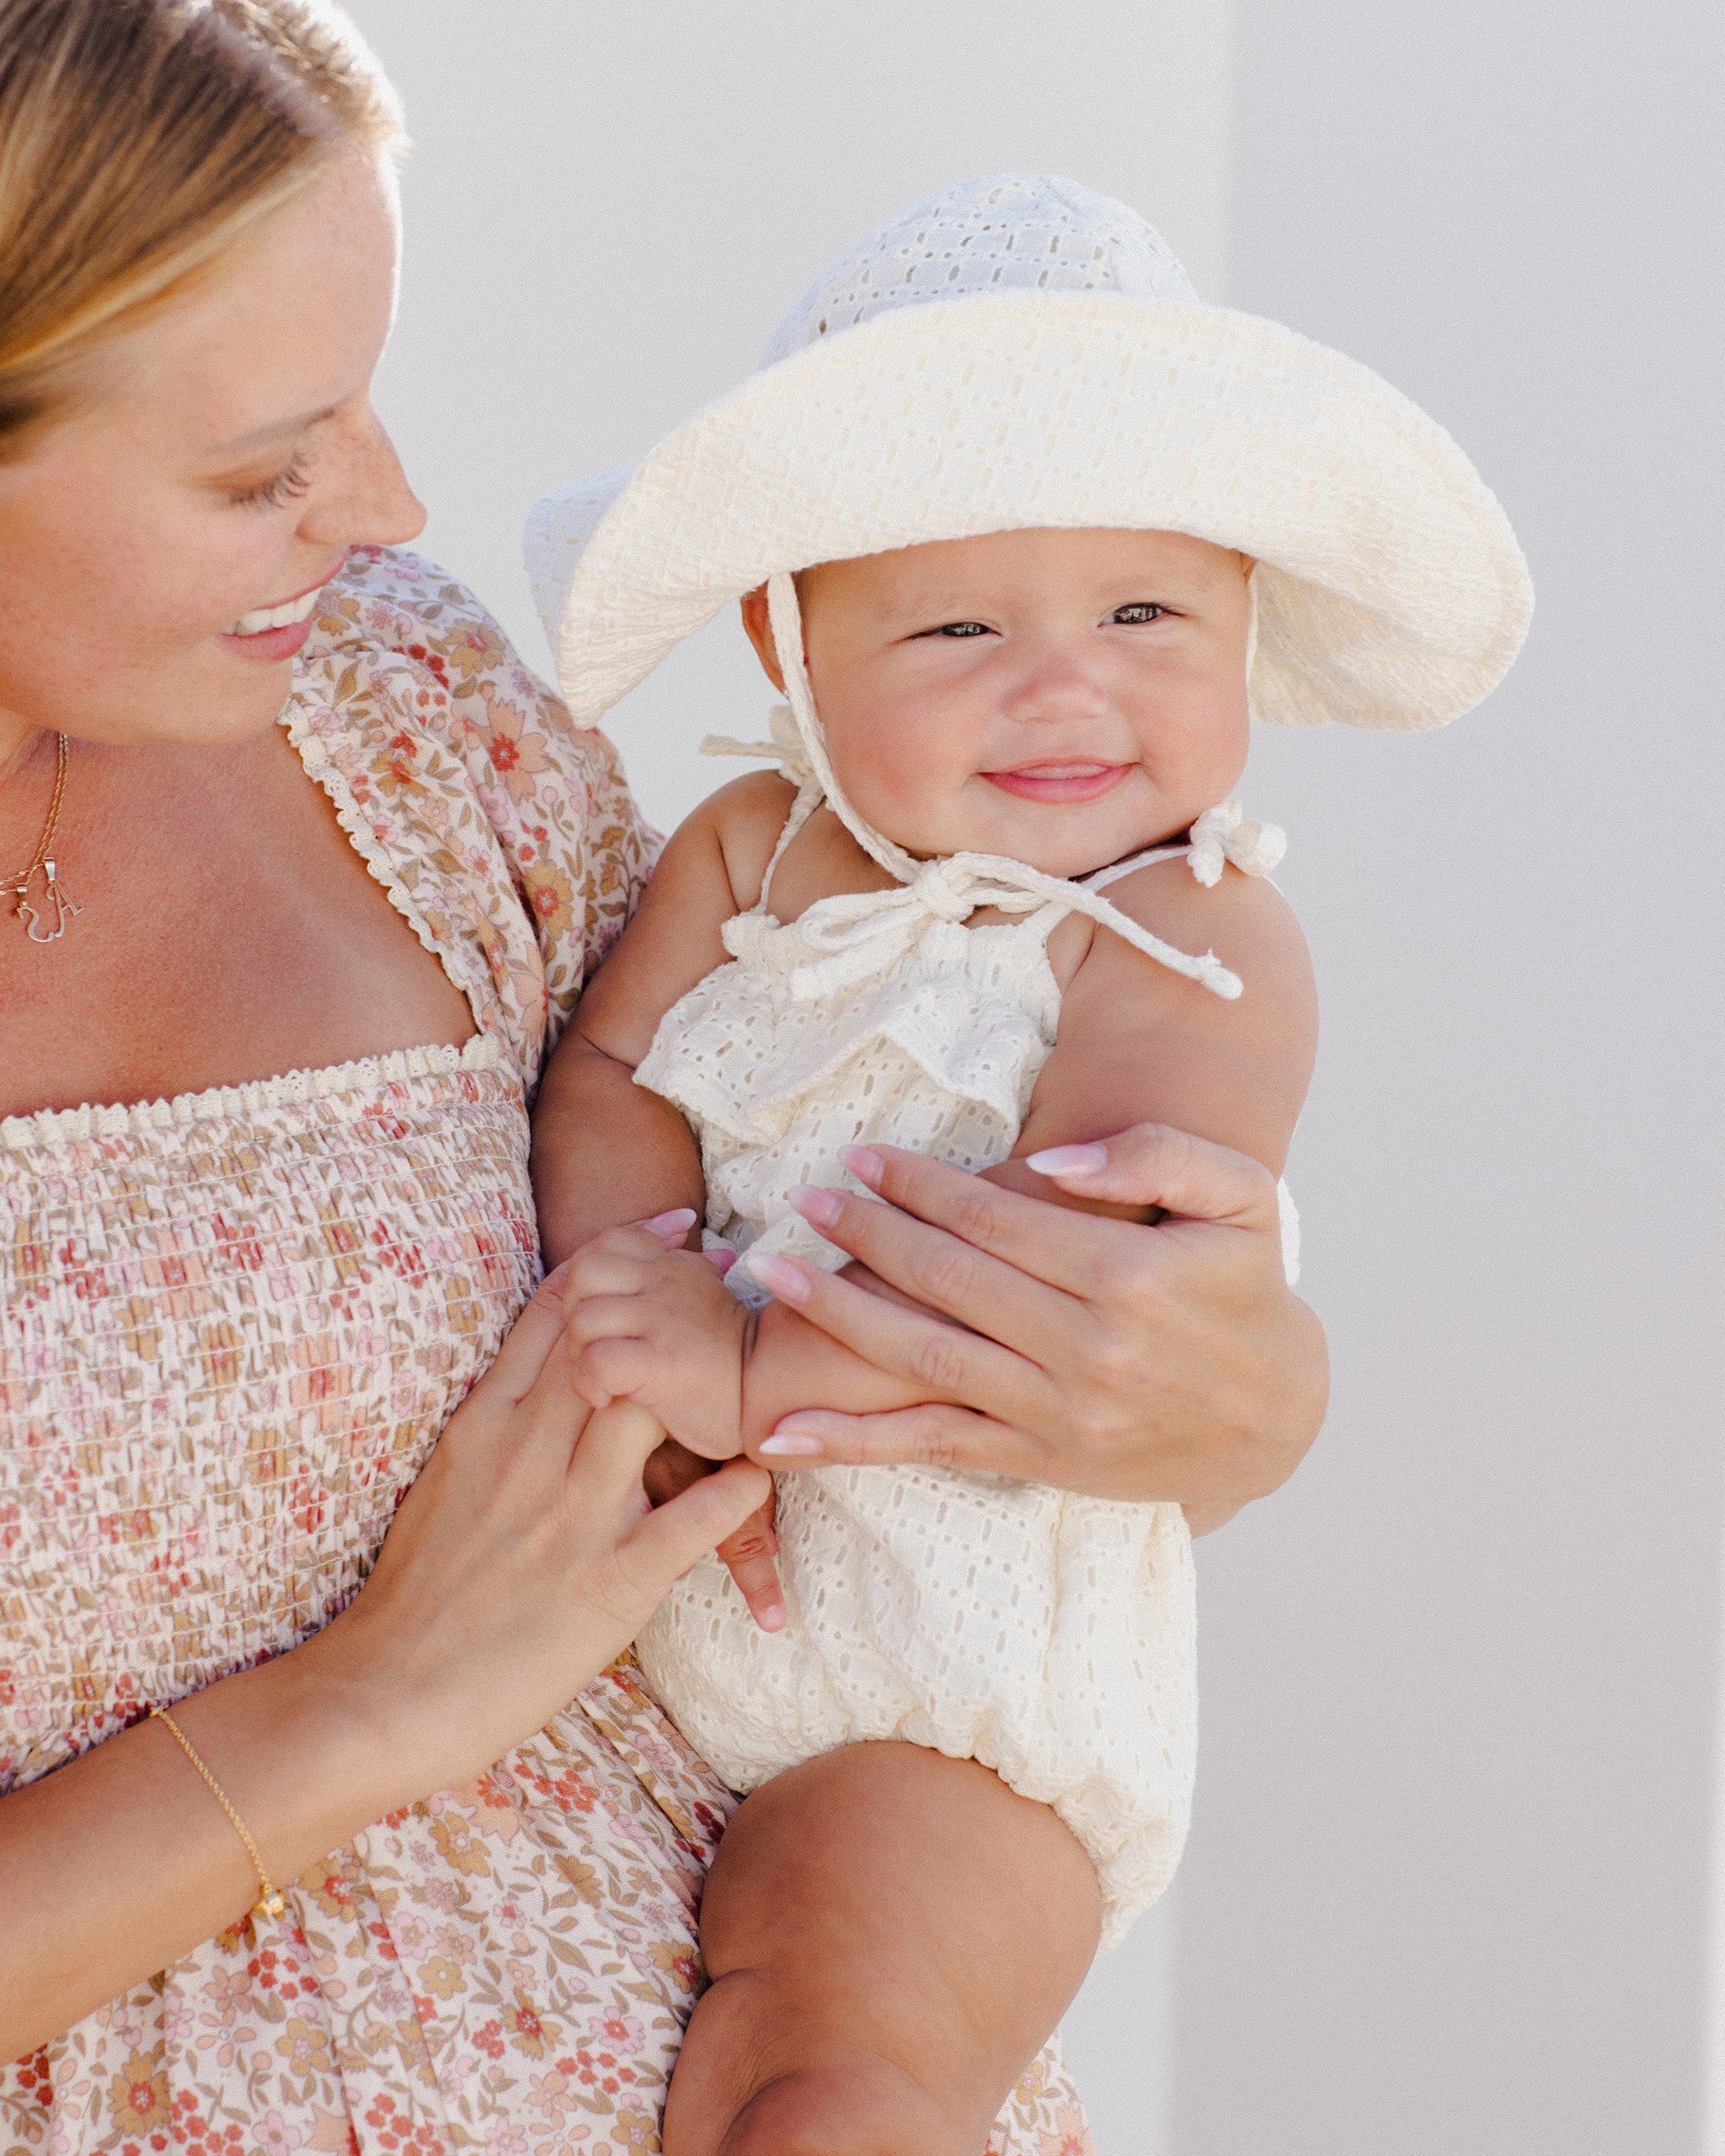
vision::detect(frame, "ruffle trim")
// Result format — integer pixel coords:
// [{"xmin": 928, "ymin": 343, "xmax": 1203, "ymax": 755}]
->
[
  {"xmin": 636, "ymin": 968, "xmax": 1055, "ymax": 1152},
  {"xmin": 2, "ymin": 1035, "xmax": 502, "ymax": 1153},
  {"xmin": 280, "ymin": 699, "xmax": 472, "ymax": 995}
]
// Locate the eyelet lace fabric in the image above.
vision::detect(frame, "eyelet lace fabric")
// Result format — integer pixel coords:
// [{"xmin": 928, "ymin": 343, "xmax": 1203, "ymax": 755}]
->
[
  {"xmin": 635, "ymin": 822, "xmax": 1215, "ymax": 1950},
  {"xmin": 759, "ymin": 172, "xmax": 1199, "ymax": 366}
]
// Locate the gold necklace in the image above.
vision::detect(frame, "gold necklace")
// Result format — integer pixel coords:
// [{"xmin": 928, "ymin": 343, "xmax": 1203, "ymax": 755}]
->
[{"xmin": 2, "ymin": 732, "xmax": 80, "ymax": 942}]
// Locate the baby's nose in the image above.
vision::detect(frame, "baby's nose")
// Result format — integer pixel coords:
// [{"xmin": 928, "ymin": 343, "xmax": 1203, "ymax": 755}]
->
[{"xmin": 999, "ymin": 646, "xmax": 1112, "ymax": 722}]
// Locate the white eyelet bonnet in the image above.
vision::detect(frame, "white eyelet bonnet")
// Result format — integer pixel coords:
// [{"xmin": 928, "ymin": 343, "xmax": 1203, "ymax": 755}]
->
[{"xmin": 526, "ymin": 172, "xmax": 1532, "ymax": 739}]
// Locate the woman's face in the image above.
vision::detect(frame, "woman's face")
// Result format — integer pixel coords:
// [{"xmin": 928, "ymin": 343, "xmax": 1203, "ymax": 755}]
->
[{"xmin": 0, "ymin": 147, "xmax": 425, "ymax": 759}]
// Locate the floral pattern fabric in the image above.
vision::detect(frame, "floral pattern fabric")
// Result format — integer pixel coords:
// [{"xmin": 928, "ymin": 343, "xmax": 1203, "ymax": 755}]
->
[{"xmin": 0, "ymin": 551, "xmax": 1092, "ymax": 2155}]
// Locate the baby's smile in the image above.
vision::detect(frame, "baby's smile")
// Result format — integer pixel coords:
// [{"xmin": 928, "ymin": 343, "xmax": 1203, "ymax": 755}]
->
[{"xmin": 981, "ymin": 758, "xmax": 1134, "ymax": 807}]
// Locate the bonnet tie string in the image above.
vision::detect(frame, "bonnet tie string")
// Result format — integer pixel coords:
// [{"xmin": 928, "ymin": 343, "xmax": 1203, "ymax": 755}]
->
[{"xmin": 699, "ymin": 572, "xmax": 1284, "ymax": 1002}]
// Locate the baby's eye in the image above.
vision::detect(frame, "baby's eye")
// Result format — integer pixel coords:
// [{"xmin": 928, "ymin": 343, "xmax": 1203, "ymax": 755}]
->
[
  {"xmin": 1108, "ymin": 602, "xmax": 1167, "ymax": 626},
  {"xmin": 917, "ymin": 621, "xmax": 994, "ymax": 639}
]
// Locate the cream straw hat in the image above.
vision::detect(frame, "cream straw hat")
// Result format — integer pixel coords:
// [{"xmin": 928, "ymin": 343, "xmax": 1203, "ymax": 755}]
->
[{"xmin": 526, "ymin": 173, "xmax": 1531, "ymax": 738}]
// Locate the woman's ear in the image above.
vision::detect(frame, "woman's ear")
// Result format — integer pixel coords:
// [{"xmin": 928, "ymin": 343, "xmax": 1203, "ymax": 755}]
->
[{"xmin": 739, "ymin": 585, "xmax": 787, "ymax": 691}]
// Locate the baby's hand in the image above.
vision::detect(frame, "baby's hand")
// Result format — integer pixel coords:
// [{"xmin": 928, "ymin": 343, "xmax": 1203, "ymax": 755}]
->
[{"xmin": 564, "ymin": 1224, "xmax": 750, "ymax": 1460}]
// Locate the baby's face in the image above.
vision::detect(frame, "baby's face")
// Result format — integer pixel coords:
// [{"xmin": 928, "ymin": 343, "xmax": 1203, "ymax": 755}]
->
[{"xmin": 792, "ymin": 527, "xmax": 1254, "ymax": 878}]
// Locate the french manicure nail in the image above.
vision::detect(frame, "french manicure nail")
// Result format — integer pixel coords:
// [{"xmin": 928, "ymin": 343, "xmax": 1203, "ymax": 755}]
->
[
  {"xmin": 841, "ymin": 1145, "xmax": 885, "ymax": 1189},
  {"xmin": 746, "ymin": 1252, "xmax": 812, "ymax": 1305},
  {"xmin": 1024, "ymin": 1142, "xmax": 1109, "ymax": 1177},
  {"xmin": 640, "ymin": 1206, "xmax": 698, "ymax": 1237},
  {"xmin": 758, "ymin": 1432, "xmax": 824, "ymax": 1458},
  {"xmin": 788, "ymin": 1183, "xmax": 841, "ymax": 1229}
]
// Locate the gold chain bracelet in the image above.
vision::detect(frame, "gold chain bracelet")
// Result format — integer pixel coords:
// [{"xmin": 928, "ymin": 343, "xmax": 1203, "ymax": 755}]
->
[{"xmin": 151, "ymin": 1705, "xmax": 287, "ymax": 1921}]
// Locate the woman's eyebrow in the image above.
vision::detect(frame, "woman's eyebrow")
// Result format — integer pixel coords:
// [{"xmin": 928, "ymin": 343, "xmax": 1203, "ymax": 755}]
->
[{"xmin": 208, "ymin": 402, "xmax": 340, "ymax": 456}]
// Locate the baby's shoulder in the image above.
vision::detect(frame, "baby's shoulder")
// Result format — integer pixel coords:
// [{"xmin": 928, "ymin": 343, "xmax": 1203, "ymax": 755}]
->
[
  {"xmin": 677, "ymin": 768, "xmax": 801, "ymax": 912},
  {"xmin": 1055, "ymin": 852, "xmax": 1316, "ymax": 1027}
]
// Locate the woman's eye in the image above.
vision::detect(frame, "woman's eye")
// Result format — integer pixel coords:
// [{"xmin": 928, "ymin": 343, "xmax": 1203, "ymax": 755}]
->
[
  {"xmin": 1108, "ymin": 602, "xmax": 1167, "ymax": 625},
  {"xmin": 226, "ymin": 455, "xmax": 313, "ymax": 511}
]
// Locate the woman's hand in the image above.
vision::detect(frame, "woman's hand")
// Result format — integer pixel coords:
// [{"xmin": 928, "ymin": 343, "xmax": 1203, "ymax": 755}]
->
[
  {"xmin": 0, "ymin": 1270, "xmax": 771, "ymax": 2062},
  {"xmin": 317, "ymin": 1265, "xmax": 772, "ymax": 1794},
  {"xmin": 750, "ymin": 1123, "xmax": 1327, "ymax": 1533}
]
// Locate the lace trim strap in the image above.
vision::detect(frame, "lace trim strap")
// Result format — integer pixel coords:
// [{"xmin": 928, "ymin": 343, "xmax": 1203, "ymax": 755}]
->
[
  {"xmin": 753, "ymin": 782, "xmax": 825, "ymax": 915},
  {"xmin": 1081, "ymin": 843, "xmax": 1193, "ymax": 894},
  {"xmin": 701, "ymin": 708, "xmax": 828, "ymax": 917}
]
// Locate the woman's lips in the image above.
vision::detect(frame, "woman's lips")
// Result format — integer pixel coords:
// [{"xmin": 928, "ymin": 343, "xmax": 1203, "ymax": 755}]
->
[
  {"xmin": 218, "ymin": 579, "xmax": 331, "ymax": 663},
  {"xmin": 983, "ymin": 761, "xmax": 1132, "ymax": 805},
  {"xmin": 218, "ymin": 613, "xmax": 318, "ymax": 662}
]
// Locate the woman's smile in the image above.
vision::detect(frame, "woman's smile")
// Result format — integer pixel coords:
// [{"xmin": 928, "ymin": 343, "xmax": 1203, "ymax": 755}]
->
[{"xmin": 220, "ymin": 565, "xmax": 345, "ymax": 658}]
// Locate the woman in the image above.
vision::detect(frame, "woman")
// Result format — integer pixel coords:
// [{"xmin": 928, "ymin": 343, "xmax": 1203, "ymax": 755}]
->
[{"xmin": 0, "ymin": 3, "xmax": 1327, "ymax": 2150}]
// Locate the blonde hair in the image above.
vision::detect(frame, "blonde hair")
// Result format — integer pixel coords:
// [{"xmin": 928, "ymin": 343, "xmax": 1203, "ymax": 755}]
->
[{"xmin": 0, "ymin": 0, "xmax": 403, "ymax": 452}]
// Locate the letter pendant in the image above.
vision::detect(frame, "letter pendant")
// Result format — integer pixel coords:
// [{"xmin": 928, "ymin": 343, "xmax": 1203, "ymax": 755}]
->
[{"xmin": 14, "ymin": 859, "xmax": 80, "ymax": 942}]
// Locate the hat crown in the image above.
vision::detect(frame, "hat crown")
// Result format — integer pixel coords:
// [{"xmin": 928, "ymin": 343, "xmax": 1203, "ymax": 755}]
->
[{"xmin": 760, "ymin": 173, "xmax": 1199, "ymax": 368}]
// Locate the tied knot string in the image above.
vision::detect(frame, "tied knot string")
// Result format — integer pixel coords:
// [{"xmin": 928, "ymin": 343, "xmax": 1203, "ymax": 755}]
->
[
  {"xmin": 1187, "ymin": 799, "xmax": 1288, "ymax": 888},
  {"xmin": 718, "ymin": 841, "xmax": 1251, "ymax": 1002}
]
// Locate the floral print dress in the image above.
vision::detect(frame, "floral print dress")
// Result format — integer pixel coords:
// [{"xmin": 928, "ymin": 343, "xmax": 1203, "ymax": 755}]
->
[{"xmin": 0, "ymin": 552, "xmax": 1092, "ymax": 2156}]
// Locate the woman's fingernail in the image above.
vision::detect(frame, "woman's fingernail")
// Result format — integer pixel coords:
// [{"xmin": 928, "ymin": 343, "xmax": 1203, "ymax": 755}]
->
[
  {"xmin": 756, "ymin": 1603, "xmax": 788, "ymax": 1632},
  {"xmin": 703, "ymin": 1247, "xmax": 738, "ymax": 1276},
  {"xmin": 841, "ymin": 1145, "xmax": 884, "ymax": 1190},
  {"xmin": 746, "ymin": 1252, "xmax": 812, "ymax": 1305},
  {"xmin": 1025, "ymin": 1142, "xmax": 1109, "ymax": 1177},
  {"xmin": 639, "ymin": 1206, "xmax": 698, "ymax": 1238},
  {"xmin": 788, "ymin": 1183, "xmax": 841, "ymax": 1230},
  {"xmin": 758, "ymin": 1432, "xmax": 824, "ymax": 1458}
]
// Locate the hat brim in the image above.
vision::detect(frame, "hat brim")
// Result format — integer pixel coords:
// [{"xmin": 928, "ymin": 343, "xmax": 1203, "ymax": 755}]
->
[{"xmin": 531, "ymin": 291, "xmax": 1531, "ymax": 732}]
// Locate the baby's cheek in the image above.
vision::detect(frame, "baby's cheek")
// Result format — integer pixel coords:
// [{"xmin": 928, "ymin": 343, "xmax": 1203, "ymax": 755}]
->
[{"xmin": 837, "ymin": 726, "xmax": 969, "ymax": 844}]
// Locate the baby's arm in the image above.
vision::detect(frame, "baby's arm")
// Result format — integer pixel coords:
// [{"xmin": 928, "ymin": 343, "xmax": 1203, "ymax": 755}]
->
[
  {"xmin": 531, "ymin": 772, "xmax": 793, "ymax": 1265},
  {"xmin": 1007, "ymin": 850, "xmax": 1318, "ymax": 1193}
]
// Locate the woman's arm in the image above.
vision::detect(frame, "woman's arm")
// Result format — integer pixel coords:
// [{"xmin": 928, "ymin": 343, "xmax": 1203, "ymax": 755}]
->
[{"xmin": 0, "ymin": 1276, "xmax": 768, "ymax": 2061}]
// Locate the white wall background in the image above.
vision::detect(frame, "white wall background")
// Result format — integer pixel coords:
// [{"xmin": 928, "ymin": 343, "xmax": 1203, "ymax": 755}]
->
[
  {"xmin": 1173, "ymin": 6, "xmax": 1725, "ymax": 2153},
  {"xmin": 346, "ymin": 3, "xmax": 1725, "ymax": 2151}
]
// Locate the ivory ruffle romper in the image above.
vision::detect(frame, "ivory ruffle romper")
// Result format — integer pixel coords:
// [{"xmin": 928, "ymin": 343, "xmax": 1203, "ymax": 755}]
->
[{"xmin": 634, "ymin": 770, "xmax": 1294, "ymax": 1945}]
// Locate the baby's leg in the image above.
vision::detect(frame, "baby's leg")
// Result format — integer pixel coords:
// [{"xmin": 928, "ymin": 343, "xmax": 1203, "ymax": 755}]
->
[{"xmin": 665, "ymin": 1741, "xmax": 1102, "ymax": 2156}]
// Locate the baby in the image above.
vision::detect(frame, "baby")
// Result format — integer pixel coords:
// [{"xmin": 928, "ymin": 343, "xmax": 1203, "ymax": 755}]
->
[{"xmin": 526, "ymin": 177, "xmax": 1530, "ymax": 2153}]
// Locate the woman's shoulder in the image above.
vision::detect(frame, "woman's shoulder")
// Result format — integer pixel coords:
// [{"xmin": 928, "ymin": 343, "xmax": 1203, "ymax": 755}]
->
[{"xmin": 294, "ymin": 547, "xmax": 657, "ymax": 1069}]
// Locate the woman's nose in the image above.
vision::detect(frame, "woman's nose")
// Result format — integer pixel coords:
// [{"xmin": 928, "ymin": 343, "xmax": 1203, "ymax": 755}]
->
[{"xmin": 299, "ymin": 403, "xmax": 427, "ymax": 550}]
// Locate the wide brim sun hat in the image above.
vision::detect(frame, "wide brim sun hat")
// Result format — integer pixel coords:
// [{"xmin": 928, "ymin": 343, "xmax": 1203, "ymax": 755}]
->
[{"xmin": 527, "ymin": 173, "xmax": 1532, "ymax": 737}]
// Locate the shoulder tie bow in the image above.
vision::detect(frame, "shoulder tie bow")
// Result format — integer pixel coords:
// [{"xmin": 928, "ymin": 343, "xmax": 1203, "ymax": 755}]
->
[
  {"xmin": 1186, "ymin": 799, "xmax": 1287, "ymax": 887},
  {"xmin": 703, "ymin": 712, "xmax": 1285, "ymax": 1004},
  {"xmin": 721, "ymin": 843, "xmax": 1249, "ymax": 1001}
]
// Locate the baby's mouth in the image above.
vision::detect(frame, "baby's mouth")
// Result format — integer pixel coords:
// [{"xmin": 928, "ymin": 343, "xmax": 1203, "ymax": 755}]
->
[{"xmin": 982, "ymin": 760, "xmax": 1132, "ymax": 805}]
